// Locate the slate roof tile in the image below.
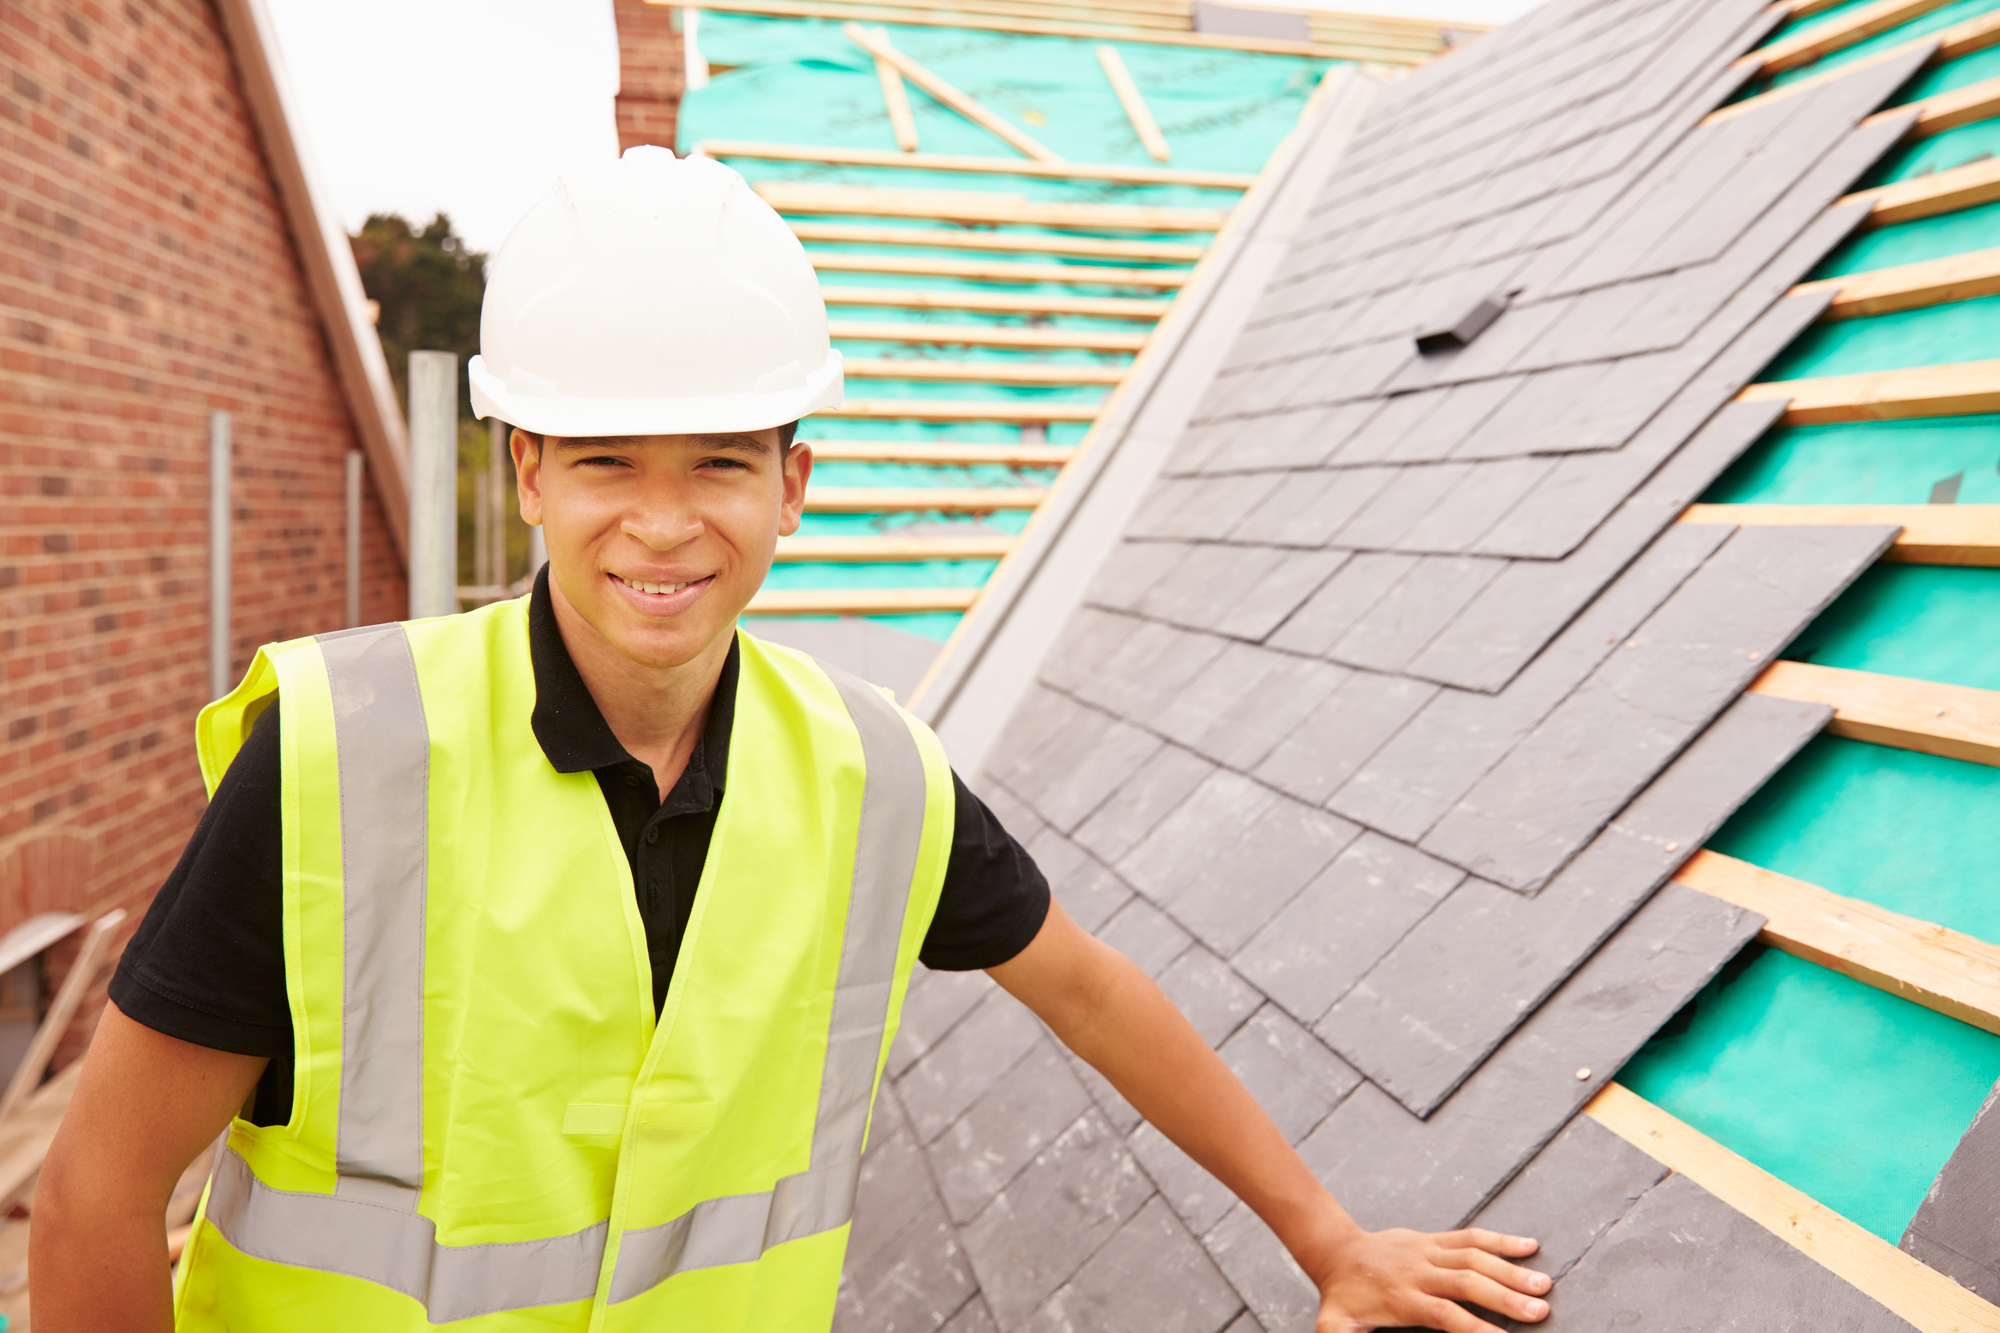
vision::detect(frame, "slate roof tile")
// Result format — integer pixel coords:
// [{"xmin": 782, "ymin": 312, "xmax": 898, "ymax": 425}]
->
[
  {"xmin": 1158, "ymin": 797, "xmax": 1362, "ymax": 957},
  {"xmin": 1533, "ymin": 1172, "xmax": 1915, "ymax": 1331},
  {"xmin": 1326, "ymin": 556, "xmax": 1505, "ymax": 673},
  {"xmin": 1021, "ymin": 824, "xmax": 1134, "ymax": 933},
  {"xmin": 1219, "ymin": 1005, "xmax": 1363, "ymax": 1144},
  {"xmin": 1330, "ymin": 522, "xmax": 1728, "ymax": 841},
  {"xmin": 1302, "ymin": 881, "xmax": 1762, "ymax": 1225},
  {"xmin": 1257, "ymin": 470, "xmax": 1396, "ymax": 548},
  {"xmin": 1392, "ymin": 456, "xmax": 1557, "ymax": 553},
  {"xmin": 1007, "ymin": 701, "xmax": 1164, "ymax": 834},
  {"xmin": 1418, "ymin": 525, "xmax": 1891, "ymax": 891},
  {"xmin": 1068, "ymin": 618, "xmax": 1231, "ymax": 719},
  {"xmin": 1084, "ymin": 541, "xmax": 1190, "ymax": 614},
  {"xmin": 1095, "ymin": 894, "xmax": 1197, "ymax": 978},
  {"xmin": 1252, "ymin": 670, "xmax": 1438, "ymax": 806},
  {"xmin": 1267, "ymin": 554, "xmax": 1419, "ymax": 657},
  {"xmin": 1328, "ymin": 692, "xmax": 1832, "ymax": 1115},
  {"xmin": 1071, "ymin": 744, "xmax": 1220, "ymax": 866},
  {"xmin": 1201, "ymin": 1202, "xmax": 1320, "ymax": 1333},
  {"xmin": 1178, "ymin": 650, "xmax": 1351, "ymax": 773},
  {"xmin": 1466, "ymin": 1114, "xmax": 1669, "ymax": 1282},
  {"xmin": 1233, "ymin": 832, "xmax": 1465, "ymax": 1027},
  {"xmin": 929, "ymin": 1041, "xmax": 1094, "ymax": 1225},
  {"xmin": 1333, "ymin": 466, "xmax": 1478, "ymax": 550},
  {"xmin": 1017, "ymin": 1196, "xmax": 1244, "ymax": 1333},
  {"xmin": 899, "ymin": 992, "xmax": 1049, "ymax": 1143},
  {"xmin": 937, "ymin": 1298, "xmax": 1001, "ymax": 1333},
  {"xmin": 835, "ymin": 1099, "xmax": 982, "ymax": 1333},
  {"xmin": 1900, "ymin": 1076, "xmax": 2000, "ymax": 1300},
  {"xmin": 889, "ymin": 967, "xmax": 998, "ymax": 1080},
  {"xmin": 955, "ymin": 1109, "xmax": 1156, "ymax": 1329}
]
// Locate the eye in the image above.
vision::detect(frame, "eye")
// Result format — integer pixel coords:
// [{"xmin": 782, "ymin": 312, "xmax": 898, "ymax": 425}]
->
[{"xmin": 576, "ymin": 454, "xmax": 629, "ymax": 469}]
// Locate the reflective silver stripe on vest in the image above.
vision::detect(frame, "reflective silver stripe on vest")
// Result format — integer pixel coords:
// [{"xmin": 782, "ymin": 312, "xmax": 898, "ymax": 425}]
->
[
  {"xmin": 207, "ymin": 1147, "xmax": 607, "ymax": 1322},
  {"xmin": 608, "ymin": 665, "xmax": 928, "ymax": 1302},
  {"xmin": 202, "ymin": 641, "xmax": 930, "ymax": 1318},
  {"xmin": 320, "ymin": 623, "xmax": 430, "ymax": 1208}
]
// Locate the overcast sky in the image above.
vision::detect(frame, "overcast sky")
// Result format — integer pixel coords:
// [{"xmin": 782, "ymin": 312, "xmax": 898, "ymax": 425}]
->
[{"xmin": 263, "ymin": 0, "xmax": 1541, "ymax": 256}]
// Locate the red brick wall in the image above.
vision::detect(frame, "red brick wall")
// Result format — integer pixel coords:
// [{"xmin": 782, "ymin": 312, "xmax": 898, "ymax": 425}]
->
[
  {"xmin": 614, "ymin": 0, "xmax": 685, "ymax": 153},
  {"xmin": 0, "ymin": 0, "xmax": 406, "ymax": 1062}
]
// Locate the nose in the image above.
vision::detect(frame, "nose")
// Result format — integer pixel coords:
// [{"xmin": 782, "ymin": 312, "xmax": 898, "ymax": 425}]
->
[{"xmin": 621, "ymin": 495, "xmax": 704, "ymax": 552}]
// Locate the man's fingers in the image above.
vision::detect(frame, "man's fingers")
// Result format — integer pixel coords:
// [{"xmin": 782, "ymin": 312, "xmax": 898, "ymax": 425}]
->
[
  {"xmin": 1436, "ymin": 1245, "xmax": 1554, "ymax": 1296},
  {"xmin": 1433, "ymin": 1268, "xmax": 1551, "ymax": 1324},
  {"xmin": 1441, "ymin": 1227, "xmax": 1539, "ymax": 1258},
  {"xmin": 1424, "ymin": 1294, "xmax": 1508, "ymax": 1333}
]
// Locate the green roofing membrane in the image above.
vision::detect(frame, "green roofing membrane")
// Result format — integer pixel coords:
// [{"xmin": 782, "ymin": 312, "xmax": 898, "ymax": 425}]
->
[
  {"xmin": 679, "ymin": 14, "xmax": 1326, "ymax": 634},
  {"xmin": 1631, "ymin": 25, "xmax": 2000, "ymax": 1249},
  {"xmin": 1703, "ymin": 413, "xmax": 2000, "ymax": 503},
  {"xmin": 1765, "ymin": 0, "xmax": 1999, "ymax": 88},
  {"xmin": 1621, "ymin": 944, "xmax": 2000, "ymax": 1242}
]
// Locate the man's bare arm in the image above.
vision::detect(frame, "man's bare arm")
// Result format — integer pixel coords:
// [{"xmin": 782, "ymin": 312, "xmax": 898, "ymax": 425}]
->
[
  {"xmin": 31, "ymin": 1001, "xmax": 267, "ymax": 1333},
  {"xmin": 989, "ymin": 903, "xmax": 1552, "ymax": 1333}
]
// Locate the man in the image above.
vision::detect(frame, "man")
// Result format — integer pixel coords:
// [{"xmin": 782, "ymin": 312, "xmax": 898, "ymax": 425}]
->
[{"xmin": 33, "ymin": 148, "xmax": 1555, "ymax": 1332}]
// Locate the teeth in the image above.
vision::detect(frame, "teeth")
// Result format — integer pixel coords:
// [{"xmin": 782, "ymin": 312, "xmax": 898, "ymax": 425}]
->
[{"xmin": 623, "ymin": 576, "xmax": 692, "ymax": 595}]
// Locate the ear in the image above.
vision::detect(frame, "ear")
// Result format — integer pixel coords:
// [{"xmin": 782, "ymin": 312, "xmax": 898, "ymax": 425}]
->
[
  {"xmin": 778, "ymin": 441, "xmax": 813, "ymax": 538},
  {"xmin": 512, "ymin": 428, "xmax": 544, "ymax": 527}
]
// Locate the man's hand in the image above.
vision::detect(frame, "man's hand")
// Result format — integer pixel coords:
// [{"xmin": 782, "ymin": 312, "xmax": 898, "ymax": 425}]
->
[
  {"xmin": 990, "ymin": 905, "xmax": 1554, "ymax": 1333},
  {"xmin": 1306, "ymin": 1226, "xmax": 1550, "ymax": 1332}
]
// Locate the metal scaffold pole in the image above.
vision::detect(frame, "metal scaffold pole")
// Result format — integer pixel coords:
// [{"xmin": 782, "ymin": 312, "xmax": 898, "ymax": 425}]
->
[
  {"xmin": 407, "ymin": 350, "xmax": 459, "ymax": 619},
  {"xmin": 208, "ymin": 411, "xmax": 231, "ymax": 700}
]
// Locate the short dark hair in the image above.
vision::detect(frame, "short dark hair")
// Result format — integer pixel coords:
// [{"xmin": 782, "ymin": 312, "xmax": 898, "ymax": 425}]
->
[{"xmin": 513, "ymin": 422, "xmax": 799, "ymax": 454}]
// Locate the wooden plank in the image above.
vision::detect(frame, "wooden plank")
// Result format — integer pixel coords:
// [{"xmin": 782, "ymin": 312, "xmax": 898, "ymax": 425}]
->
[
  {"xmin": 1909, "ymin": 71, "xmax": 2000, "ymax": 135},
  {"xmin": 761, "ymin": 180, "xmax": 1228, "ymax": 231},
  {"xmin": 1097, "ymin": 45, "xmax": 1171, "ymax": 162},
  {"xmin": 842, "ymin": 357, "xmax": 1125, "ymax": 385},
  {"xmin": 747, "ymin": 586, "xmax": 982, "ymax": 614},
  {"xmin": 875, "ymin": 51, "xmax": 920, "ymax": 151},
  {"xmin": 1739, "ymin": 357, "xmax": 2000, "ymax": 422},
  {"xmin": 1677, "ymin": 849, "xmax": 2000, "ymax": 1037},
  {"xmin": 808, "ymin": 251, "xmax": 1188, "ymax": 287},
  {"xmin": 1585, "ymin": 1081, "xmax": 2000, "ymax": 1333},
  {"xmin": 801, "ymin": 437, "xmax": 1071, "ymax": 464},
  {"xmin": 0, "ymin": 909, "xmax": 124, "ymax": 1124},
  {"xmin": 846, "ymin": 24, "xmax": 1064, "ymax": 162},
  {"xmin": 828, "ymin": 320, "xmax": 1150, "ymax": 352},
  {"xmin": 1794, "ymin": 246, "xmax": 2000, "ymax": 317},
  {"xmin": 805, "ymin": 485, "xmax": 1047, "ymax": 511},
  {"xmin": 817, "ymin": 396, "xmax": 1102, "ymax": 421},
  {"xmin": 792, "ymin": 222, "xmax": 1207, "ymax": 261},
  {"xmin": 678, "ymin": 0, "xmax": 1417, "ymax": 59},
  {"xmin": 821, "ymin": 284, "xmax": 1170, "ymax": 318},
  {"xmin": 1677, "ymin": 502, "xmax": 2000, "ymax": 565},
  {"xmin": 775, "ymin": 533, "xmax": 1018, "ymax": 560},
  {"xmin": 1846, "ymin": 154, "xmax": 2000, "ymax": 225},
  {"xmin": 1705, "ymin": 11, "xmax": 2000, "ymax": 127},
  {"xmin": 704, "ymin": 140, "xmax": 1255, "ymax": 190},
  {"xmin": 1751, "ymin": 0, "xmax": 1959, "ymax": 74},
  {"xmin": 1746, "ymin": 658, "xmax": 2000, "ymax": 766}
]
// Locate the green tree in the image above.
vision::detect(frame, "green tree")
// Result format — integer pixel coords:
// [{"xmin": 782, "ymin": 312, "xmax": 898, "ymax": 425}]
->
[{"xmin": 350, "ymin": 213, "xmax": 485, "ymax": 416}]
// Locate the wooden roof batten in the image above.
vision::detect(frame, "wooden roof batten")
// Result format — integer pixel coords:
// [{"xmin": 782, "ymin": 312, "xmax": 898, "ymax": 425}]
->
[
  {"xmin": 663, "ymin": 0, "xmax": 1449, "ymax": 59},
  {"xmin": 703, "ymin": 141, "xmax": 1256, "ymax": 189}
]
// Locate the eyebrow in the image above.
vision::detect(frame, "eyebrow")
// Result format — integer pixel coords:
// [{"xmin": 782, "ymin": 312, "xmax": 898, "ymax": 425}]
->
[{"xmin": 555, "ymin": 433, "xmax": 773, "ymax": 456}]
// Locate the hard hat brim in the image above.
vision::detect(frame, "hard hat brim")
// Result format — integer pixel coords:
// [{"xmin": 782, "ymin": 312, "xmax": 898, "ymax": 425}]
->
[{"xmin": 468, "ymin": 354, "xmax": 844, "ymax": 438}]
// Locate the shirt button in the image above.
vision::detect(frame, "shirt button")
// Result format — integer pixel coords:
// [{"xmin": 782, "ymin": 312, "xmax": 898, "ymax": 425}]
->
[
  {"xmin": 623, "ymin": 773, "xmax": 643, "ymax": 788},
  {"xmin": 644, "ymin": 826, "xmax": 659, "ymax": 845}
]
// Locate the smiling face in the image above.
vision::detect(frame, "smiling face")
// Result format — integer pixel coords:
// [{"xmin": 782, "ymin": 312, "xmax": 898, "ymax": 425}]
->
[{"xmin": 514, "ymin": 427, "xmax": 811, "ymax": 671}]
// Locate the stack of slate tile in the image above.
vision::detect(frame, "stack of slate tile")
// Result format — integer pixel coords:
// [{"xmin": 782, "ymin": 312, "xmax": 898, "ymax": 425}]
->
[{"xmin": 833, "ymin": 0, "xmax": 2000, "ymax": 1328}]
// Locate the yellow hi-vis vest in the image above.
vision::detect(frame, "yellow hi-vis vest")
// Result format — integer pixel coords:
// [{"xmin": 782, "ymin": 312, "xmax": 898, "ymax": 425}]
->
[{"xmin": 172, "ymin": 597, "xmax": 955, "ymax": 1331}]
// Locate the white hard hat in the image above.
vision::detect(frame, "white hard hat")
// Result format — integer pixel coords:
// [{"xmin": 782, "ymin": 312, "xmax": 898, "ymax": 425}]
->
[{"xmin": 468, "ymin": 146, "xmax": 842, "ymax": 437}]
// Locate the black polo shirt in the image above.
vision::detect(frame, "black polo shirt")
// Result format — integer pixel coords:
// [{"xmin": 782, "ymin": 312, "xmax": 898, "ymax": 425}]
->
[{"xmin": 110, "ymin": 574, "xmax": 1049, "ymax": 1126}]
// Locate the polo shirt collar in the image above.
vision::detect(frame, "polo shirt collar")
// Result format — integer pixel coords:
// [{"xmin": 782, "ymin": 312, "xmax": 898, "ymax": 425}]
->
[{"xmin": 526, "ymin": 566, "xmax": 736, "ymax": 790}]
